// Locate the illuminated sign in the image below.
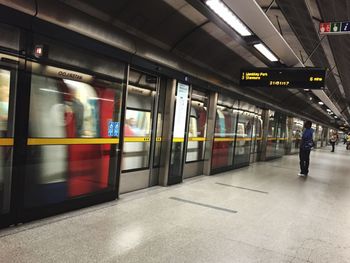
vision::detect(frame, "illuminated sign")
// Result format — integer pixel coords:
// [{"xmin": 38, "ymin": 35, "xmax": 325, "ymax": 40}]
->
[
  {"xmin": 240, "ymin": 68, "xmax": 325, "ymax": 89},
  {"xmin": 173, "ymin": 83, "xmax": 189, "ymax": 138},
  {"xmin": 34, "ymin": 44, "xmax": 48, "ymax": 58},
  {"xmin": 320, "ymin": 21, "xmax": 350, "ymax": 34}
]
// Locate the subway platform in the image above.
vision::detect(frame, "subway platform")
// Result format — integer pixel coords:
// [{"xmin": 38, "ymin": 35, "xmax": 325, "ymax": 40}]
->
[{"xmin": 0, "ymin": 146, "xmax": 349, "ymax": 263}]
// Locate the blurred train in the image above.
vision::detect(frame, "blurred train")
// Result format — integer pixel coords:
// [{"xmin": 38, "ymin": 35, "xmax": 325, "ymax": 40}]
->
[{"xmin": 26, "ymin": 65, "xmax": 119, "ymax": 207}]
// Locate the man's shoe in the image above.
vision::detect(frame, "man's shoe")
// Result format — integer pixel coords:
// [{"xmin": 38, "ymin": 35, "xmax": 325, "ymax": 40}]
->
[{"xmin": 298, "ymin": 173, "xmax": 305, "ymax": 177}]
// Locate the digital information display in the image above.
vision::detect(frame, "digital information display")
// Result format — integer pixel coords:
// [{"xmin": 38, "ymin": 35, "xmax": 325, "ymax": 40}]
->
[{"xmin": 240, "ymin": 68, "xmax": 326, "ymax": 89}]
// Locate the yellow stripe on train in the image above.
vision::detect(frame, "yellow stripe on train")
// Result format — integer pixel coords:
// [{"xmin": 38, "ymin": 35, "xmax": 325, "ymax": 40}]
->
[
  {"xmin": 0, "ymin": 138, "xmax": 14, "ymax": 146},
  {"xmin": 124, "ymin": 137, "xmax": 151, "ymax": 142},
  {"xmin": 27, "ymin": 138, "xmax": 120, "ymax": 145},
  {"xmin": 188, "ymin": 137, "xmax": 206, "ymax": 142}
]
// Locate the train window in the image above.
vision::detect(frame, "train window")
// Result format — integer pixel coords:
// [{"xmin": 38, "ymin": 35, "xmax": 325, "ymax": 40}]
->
[
  {"xmin": 186, "ymin": 89, "xmax": 208, "ymax": 162},
  {"xmin": 122, "ymin": 109, "xmax": 152, "ymax": 171},
  {"xmin": 24, "ymin": 63, "xmax": 124, "ymax": 207},
  {"xmin": 0, "ymin": 67, "xmax": 13, "ymax": 214},
  {"xmin": 122, "ymin": 69, "xmax": 157, "ymax": 171}
]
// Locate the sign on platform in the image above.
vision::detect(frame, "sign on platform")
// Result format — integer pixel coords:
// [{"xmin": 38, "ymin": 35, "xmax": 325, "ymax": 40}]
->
[
  {"xmin": 320, "ymin": 21, "xmax": 350, "ymax": 34},
  {"xmin": 173, "ymin": 83, "xmax": 189, "ymax": 138},
  {"xmin": 240, "ymin": 68, "xmax": 325, "ymax": 89}
]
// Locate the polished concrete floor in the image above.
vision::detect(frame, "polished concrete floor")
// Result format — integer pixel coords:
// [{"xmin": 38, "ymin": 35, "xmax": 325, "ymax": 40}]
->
[{"xmin": 1, "ymin": 145, "xmax": 350, "ymax": 263}]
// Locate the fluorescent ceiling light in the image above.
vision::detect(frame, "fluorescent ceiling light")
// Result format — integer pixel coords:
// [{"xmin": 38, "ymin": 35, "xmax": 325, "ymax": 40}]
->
[
  {"xmin": 318, "ymin": 101, "xmax": 324, "ymax": 105},
  {"xmin": 335, "ymin": 116, "xmax": 338, "ymax": 118},
  {"xmin": 253, "ymin": 43, "xmax": 279, "ymax": 62},
  {"xmin": 205, "ymin": 0, "xmax": 252, "ymax": 36},
  {"xmin": 326, "ymin": 109, "xmax": 331, "ymax": 112}
]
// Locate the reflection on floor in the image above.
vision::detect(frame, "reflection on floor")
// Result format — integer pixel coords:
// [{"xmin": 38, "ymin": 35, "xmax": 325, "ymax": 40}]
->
[{"xmin": 1, "ymin": 146, "xmax": 350, "ymax": 262}]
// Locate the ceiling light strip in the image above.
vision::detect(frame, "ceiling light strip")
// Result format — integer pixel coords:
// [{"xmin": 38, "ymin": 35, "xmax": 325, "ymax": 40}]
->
[
  {"xmin": 205, "ymin": 0, "xmax": 252, "ymax": 36},
  {"xmin": 253, "ymin": 43, "xmax": 278, "ymax": 62}
]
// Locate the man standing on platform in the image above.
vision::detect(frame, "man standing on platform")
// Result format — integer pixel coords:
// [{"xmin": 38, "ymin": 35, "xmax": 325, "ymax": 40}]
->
[{"xmin": 298, "ymin": 120, "xmax": 314, "ymax": 177}]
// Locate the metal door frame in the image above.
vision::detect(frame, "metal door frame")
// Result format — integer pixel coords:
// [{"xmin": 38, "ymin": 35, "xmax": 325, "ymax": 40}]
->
[
  {"xmin": 168, "ymin": 81, "xmax": 191, "ymax": 185},
  {"xmin": 183, "ymin": 86, "xmax": 211, "ymax": 179},
  {"xmin": 0, "ymin": 62, "xmax": 21, "ymax": 227},
  {"xmin": 119, "ymin": 67, "xmax": 162, "ymax": 194}
]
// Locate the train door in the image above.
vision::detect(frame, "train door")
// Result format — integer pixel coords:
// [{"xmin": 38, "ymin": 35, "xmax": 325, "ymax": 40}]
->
[
  {"xmin": 24, "ymin": 63, "xmax": 124, "ymax": 208},
  {"xmin": 291, "ymin": 118, "xmax": 303, "ymax": 154},
  {"xmin": 233, "ymin": 102, "xmax": 254, "ymax": 168},
  {"xmin": 0, "ymin": 22, "xmax": 20, "ymax": 227},
  {"xmin": 119, "ymin": 69, "xmax": 160, "ymax": 193},
  {"xmin": 266, "ymin": 110, "xmax": 277, "ymax": 159},
  {"xmin": 183, "ymin": 88, "xmax": 209, "ymax": 179},
  {"xmin": 250, "ymin": 111, "xmax": 263, "ymax": 163},
  {"xmin": 0, "ymin": 53, "xmax": 17, "ymax": 226},
  {"xmin": 276, "ymin": 113, "xmax": 287, "ymax": 156},
  {"xmin": 211, "ymin": 96, "xmax": 239, "ymax": 174}
]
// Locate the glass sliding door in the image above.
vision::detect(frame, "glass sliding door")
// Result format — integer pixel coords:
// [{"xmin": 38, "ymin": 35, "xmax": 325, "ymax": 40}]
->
[
  {"xmin": 120, "ymin": 69, "xmax": 160, "ymax": 193},
  {"xmin": 266, "ymin": 111, "xmax": 287, "ymax": 159},
  {"xmin": 0, "ymin": 22, "xmax": 19, "ymax": 223},
  {"xmin": 122, "ymin": 71, "xmax": 155, "ymax": 171},
  {"xmin": 23, "ymin": 33, "xmax": 126, "ymax": 211},
  {"xmin": 186, "ymin": 89, "xmax": 208, "ymax": 162},
  {"xmin": 266, "ymin": 110, "xmax": 277, "ymax": 159},
  {"xmin": 291, "ymin": 118, "xmax": 303, "ymax": 154},
  {"xmin": 183, "ymin": 88, "xmax": 209, "ymax": 179},
  {"xmin": 211, "ymin": 96, "xmax": 238, "ymax": 173},
  {"xmin": 25, "ymin": 65, "xmax": 123, "ymax": 207},
  {"xmin": 0, "ymin": 66, "xmax": 15, "ymax": 215},
  {"xmin": 233, "ymin": 102, "xmax": 254, "ymax": 168},
  {"xmin": 251, "ymin": 109, "xmax": 263, "ymax": 162},
  {"xmin": 276, "ymin": 113, "xmax": 287, "ymax": 156}
]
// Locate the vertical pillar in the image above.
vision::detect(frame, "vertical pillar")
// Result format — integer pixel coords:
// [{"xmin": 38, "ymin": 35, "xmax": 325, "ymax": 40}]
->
[
  {"xmin": 203, "ymin": 91, "xmax": 218, "ymax": 176},
  {"xmin": 158, "ymin": 79, "xmax": 176, "ymax": 186},
  {"xmin": 259, "ymin": 109, "xmax": 270, "ymax": 161}
]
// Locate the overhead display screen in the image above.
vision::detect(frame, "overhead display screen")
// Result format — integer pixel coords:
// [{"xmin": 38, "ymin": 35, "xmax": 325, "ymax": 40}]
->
[{"xmin": 240, "ymin": 68, "xmax": 326, "ymax": 89}]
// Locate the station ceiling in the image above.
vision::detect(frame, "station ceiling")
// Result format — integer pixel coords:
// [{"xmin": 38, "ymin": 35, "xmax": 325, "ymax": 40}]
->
[{"xmin": 59, "ymin": 0, "xmax": 350, "ymax": 127}]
